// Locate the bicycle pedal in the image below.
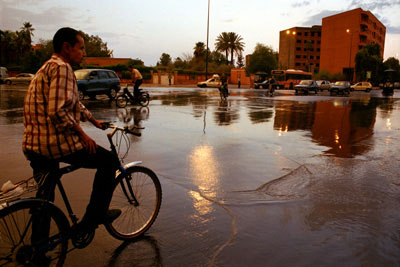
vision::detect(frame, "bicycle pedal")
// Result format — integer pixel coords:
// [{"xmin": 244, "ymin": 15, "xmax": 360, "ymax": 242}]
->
[{"xmin": 71, "ymin": 227, "xmax": 95, "ymax": 249}]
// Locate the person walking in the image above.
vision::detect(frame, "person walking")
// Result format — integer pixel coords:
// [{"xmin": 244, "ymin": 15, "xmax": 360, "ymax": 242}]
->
[{"xmin": 23, "ymin": 27, "xmax": 121, "ymax": 234}]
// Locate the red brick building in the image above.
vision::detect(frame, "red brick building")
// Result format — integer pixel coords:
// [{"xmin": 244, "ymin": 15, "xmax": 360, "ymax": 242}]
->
[
  {"xmin": 320, "ymin": 8, "xmax": 386, "ymax": 80},
  {"xmin": 278, "ymin": 26, "xmax": 322, "ymax": 72}
]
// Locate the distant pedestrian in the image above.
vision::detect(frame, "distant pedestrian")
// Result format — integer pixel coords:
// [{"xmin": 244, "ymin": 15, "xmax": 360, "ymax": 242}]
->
[{"xmin": 238, "ymin": 77, "xmax": 241, "ymax": 88}]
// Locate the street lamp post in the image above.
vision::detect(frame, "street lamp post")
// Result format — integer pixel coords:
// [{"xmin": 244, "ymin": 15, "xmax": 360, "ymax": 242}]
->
[
  {"xmin": 346, "ymin": 28, "xmax": 358, "ymax": 82},
  {"xmin": 205, "ymin": 0, "xmax": 210, "ymax": 80},
  {"xmin": 286, "ymin": 30, "xmax": 296, "ymax": 69}
]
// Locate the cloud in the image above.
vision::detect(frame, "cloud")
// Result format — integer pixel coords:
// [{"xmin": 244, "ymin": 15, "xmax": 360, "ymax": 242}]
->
[
  {"xmin": 386, "ymin": 25, "xmax": 400, "ymax": 34},
  {"xmin": 348, "ymin": 0, "xmax": 400, "ymax": 11},
  {"xmin": 292, "ymin": 1, "xmax": 311, "ymax": 8},
  {"xmin": 299, "ymin": 10, "xmax": 344, "ymax": 26}
]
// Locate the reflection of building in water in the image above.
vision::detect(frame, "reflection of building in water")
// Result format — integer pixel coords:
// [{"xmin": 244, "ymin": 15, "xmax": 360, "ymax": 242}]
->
[
  {"xmin": 312, "ymin": 100, "xmax": 376, "ymax": 157},
  {"xmin": 273, "ymin": 102, "xmax": 316, "ymax": 131},
  {"xmin": 273, "ymin": 100, "xmax": 377, "ymax": 157},
  {"xmin": 189, "ymin": 145, "xmax": 220, "ymax": 216}
]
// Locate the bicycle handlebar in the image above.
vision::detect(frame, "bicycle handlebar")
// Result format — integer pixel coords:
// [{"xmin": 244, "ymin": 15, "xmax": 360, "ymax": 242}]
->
[{"xmin": 101, "ymin": 122, "xmax": 143, "ymax": 137}]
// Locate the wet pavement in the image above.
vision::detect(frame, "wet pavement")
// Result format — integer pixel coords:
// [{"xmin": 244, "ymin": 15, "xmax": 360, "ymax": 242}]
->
[{"xmin": 1, "ymin": 84, "xmax": 400, "ymax": 266}]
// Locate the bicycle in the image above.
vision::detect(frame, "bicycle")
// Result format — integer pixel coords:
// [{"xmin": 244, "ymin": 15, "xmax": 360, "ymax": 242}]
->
[
  {"xmin": 116, "ymin": 86, "xmax": 150, "ymax": 108},
  {"xmin": 0, "ymin": 123, "xmax": 162, "ymax": 266},
  {"xmin": 218, "ymin": 84, "xmax": 229, "ymax": 101}
]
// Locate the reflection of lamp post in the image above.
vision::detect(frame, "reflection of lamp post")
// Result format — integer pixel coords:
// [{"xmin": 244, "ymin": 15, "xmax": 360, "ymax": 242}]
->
[{"xmin": 286, "ymin": 30, "xmax": 296, "ymax": 69}]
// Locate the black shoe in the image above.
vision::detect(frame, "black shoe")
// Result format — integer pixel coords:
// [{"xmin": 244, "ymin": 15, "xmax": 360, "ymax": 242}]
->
[{"xmin": 100, "ymin": 209, "xmax": 121, "ymax": 224}]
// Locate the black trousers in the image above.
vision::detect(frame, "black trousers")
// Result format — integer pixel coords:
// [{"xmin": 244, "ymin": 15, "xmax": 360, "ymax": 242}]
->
[
  {"xmin": 134, "ymin": 79, "xmax": 143, "ymax": 97},
  {"xmin": 26, "ymin": 146, "xmax": 120, "ymax": 221}
]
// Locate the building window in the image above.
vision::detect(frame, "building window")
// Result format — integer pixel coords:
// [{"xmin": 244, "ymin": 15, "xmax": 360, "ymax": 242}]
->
[
  {"xmin": 297, "ymin": 32, "xmax": 302, "ymax": 36},
  {"xmin": 303, "ymin": 55, "xmax": 307, "ymax": 59},
  {"xmin": 317, "ymin": 56, "xmax": 320, "ymax": 60},
  {"xmin": 317, "ymin": 40, "xmax": 321, "ymax": 44},
  {"xmin": 318, "ymin": 32, "xmax": 321, "ymax": 37},
  {"xmin": 305, "ymin": 32, "xmax": 308, "ymax": 36},
  {"xmin": 297, "ymin": 40, "xmax": 301, "ymax": 43},
  {"xmin": 317, "ymin": 48, "xmax": 320, "ymax": 52},
  {"xmin": 316, "ymin": 64, "xmax": 320, "ymax": 67},
  {"xmin": 311, "ymin": 32, "xmax": 315, "ymax": 37},
  {"xmin": 295, "ymin": 63, "xmax": 300, "ymax": 66},
  {"xmin": 296, "ymin": 47, "xmax": 301, "ymax": 51},
  {"xmin": 310, "ymin": 56, "xmax": 314, "ymax": 59},
  {"xmin": 296, "ymin": 55, "xmax": 301, "ymax": 59}
]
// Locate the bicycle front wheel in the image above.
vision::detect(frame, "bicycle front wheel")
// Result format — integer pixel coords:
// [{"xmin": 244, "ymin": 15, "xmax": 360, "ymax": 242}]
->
[
  {"xmin": 106, "ymin": 166, "xmax": 162, "ymax": 240},
  {"xmin": 139, "ymin": 93, "xmax": 150, "ymax": 107},
  {"xmin": 0, "ymin": 199, "xmax": 69, "ymax": 267},
  {"xmin": 116, "ymin": 95, "xmax": 128, "ymax": 108}
]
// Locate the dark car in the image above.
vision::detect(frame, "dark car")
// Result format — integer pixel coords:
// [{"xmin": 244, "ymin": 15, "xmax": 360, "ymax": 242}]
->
[
  {"xmin": 75, "ymin": 69, "xmax": 120, "ymax": 100},
  {"xmin": 294, "ymin": 80, "xmax": 318, "ymax": 94},
  {"xmin": 330, "ymin": 81, "xmax": 351, "ymax": 96},
  {"xmin": 254, "ymin": 78, "xmax": 279, "ymax": 89}
]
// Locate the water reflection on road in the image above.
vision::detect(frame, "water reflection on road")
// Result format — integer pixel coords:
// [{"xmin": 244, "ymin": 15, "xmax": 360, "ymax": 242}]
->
[{"xmin": 1, "ymin": 85, "xmax": 400, "ymax": 266}]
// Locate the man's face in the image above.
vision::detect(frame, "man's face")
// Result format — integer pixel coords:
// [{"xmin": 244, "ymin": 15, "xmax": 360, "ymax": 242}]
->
[{"xmin": 67, "ymin": 35, "xmax": 86, "ymax": 66}]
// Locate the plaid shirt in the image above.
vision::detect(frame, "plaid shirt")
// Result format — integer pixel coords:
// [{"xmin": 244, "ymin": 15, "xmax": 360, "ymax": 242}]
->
[{"xmin": 23, "ymin": 55, "xmax": 92, "ymax": 159}]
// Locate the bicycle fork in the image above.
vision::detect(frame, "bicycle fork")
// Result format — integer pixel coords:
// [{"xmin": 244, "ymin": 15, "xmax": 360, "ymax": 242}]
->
[{"xmin": 118, "ymin": 166, "xmax": 139, "ymax": 206}]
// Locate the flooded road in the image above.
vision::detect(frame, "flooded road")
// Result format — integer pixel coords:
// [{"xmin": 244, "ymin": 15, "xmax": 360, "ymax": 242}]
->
[{"xmin": 1, "ymin": 85, "xmax": 400, "ymax": 266}]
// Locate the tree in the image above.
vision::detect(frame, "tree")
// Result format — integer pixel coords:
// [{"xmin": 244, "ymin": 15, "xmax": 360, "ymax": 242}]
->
[
  {"xmin": 227, "ymin": 32, "xmax": 245, "ymax": 66},
  {"xmin": 383, "ymin": 57, "xmax": 400, "ymax": 82},
  {"xmin": 215, "ymin": 32, "xmax": 245, "ymax": 65},
  {"xmin": 215, "ymin": 32, "xmax": 230, "ymax": 64},
  {"xmin": 193, "ymin": 42, "xmax": 206, "ymax": 62},
  {"xmin": 79, "ymin": 32, "xmax": 112, "ymax": 57},
  {"xmin": 158, "ymin": 53, "xmax": 172, "ymax": 66},
  {"xmin": 236, "ymin": 53, "xmax": 244, "ymax": 68},
  {"xmin": 246, "ymin": 43, "xmax": 278, "ymax": 75},
  {"xmin": 355, "ymin": 43, "xmax": 382, "ymax": 83}
]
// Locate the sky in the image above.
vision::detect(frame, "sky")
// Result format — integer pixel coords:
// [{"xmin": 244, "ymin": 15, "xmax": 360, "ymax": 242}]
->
[{"xmin": 1, "ymin": 0, "xmax": 399, "ymax": 66}]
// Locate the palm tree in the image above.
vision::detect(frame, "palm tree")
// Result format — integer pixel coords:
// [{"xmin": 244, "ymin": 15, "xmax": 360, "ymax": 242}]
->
[
  {"xmin": 215, "ymin": 32, "xmax": 245, "ymax": 65},
  {"xmin": 227, "ymin": 32, "xmax": 245, "ymax": 66},
  {"xmin": 215, "ymin": 32, "xmax": 230, "ymax": 64},
  {"xmin": 21, "ymin": 22, "xmax": 34, "ymax": 44},
  {"xmin": 193, "ymin": 42, "xmax": 206, "ymax": 62}
]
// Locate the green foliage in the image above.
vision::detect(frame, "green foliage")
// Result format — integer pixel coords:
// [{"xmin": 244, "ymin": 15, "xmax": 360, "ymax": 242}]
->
[
  {"xmin": 355, "ymin": 43, "xmax": 383, "ymax": 83},
  {"xmin": 313, "ymin": 70, "xmax": 331, "ymax": 80},
  {"xmin": 158, "ymin": 53, "xmax": 172, "ymax": 66},
  {"xmin": 79, "ymin": 32, "xmax": 112, "ymax": 57},
  {"xmin": 215, "ymin": 32, "xmax": 245, "ymax": 65},
  {"xmin": 129, "ymin": 58, "xmax": 144, "ymax": 66},
  {"xmin": 246, "ymin": 43, "xmax": 278, "ymax": 75},
  {"xmin": 383, "ymin": 57, "xmax": 400, "ymax": 82}
]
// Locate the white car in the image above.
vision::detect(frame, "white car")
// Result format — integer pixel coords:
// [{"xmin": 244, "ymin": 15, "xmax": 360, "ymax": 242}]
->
[
  {"xmin": 197, "ymin": 74, "xmax": 221, "ymax": 88},
  {"xmin": 350, "ymin": 82, "xmax": 372, "ymax": 92},
  {"xmin": 5, "ymin": 73, "xmax": 34, "ymax": 85}
]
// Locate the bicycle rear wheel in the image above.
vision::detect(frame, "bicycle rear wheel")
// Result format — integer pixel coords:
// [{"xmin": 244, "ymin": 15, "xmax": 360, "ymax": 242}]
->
[
  {"xmin": 0, "ymin": 199, "xmax": 69, "ymax": 266},
  {"xmin": 106, "ymin": 166, "xmax": 162, "ymax": 240},
  {"xmin": 116, "ymin": 95, "xmax": 128, "ymax": 108}
]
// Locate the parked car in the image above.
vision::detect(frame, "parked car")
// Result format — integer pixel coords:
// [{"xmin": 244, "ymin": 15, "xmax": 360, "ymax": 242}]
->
[
  {"xmin": 350, "ymin": 81, "xmax": 372, "ymax": 92},
  {"xmin": 197, "ymin": 74, "xmax": 221, "ymax": 88},
  {"xmin": 294, "ymin": 80, "xmax": 318, "ymax": 94},
  {"xmin": 254, "ymin": 78, "xmax": 279, "ymax": 89},
  {"xmin": 5, "ymin": 73, "xmax": 34, "ymax": 85},
  {"xmin": 330, "ymin": 81, "xmax": 351, "ymax": 96},
  {"xmin": 74, "ymin": 69, "xmax": 120, "ymax": 100},
  {"xmin": 0, "ymin": 67, "xmax": 8, "ymax": 84},
  {"xmin": 316, "ymin": 80, "xmax": 331, "ymax": 91}
]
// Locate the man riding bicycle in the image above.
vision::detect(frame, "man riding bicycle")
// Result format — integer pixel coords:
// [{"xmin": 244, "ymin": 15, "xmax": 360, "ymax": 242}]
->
[{"xmin": 23, "ymin": 27, "xmax": 121, "ymax": 233}]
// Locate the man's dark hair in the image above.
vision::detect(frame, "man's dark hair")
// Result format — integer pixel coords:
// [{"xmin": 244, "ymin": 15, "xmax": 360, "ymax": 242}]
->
[{"xmin": 53, "ymin": 27, "xmax": 82, "ymax": 53}]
